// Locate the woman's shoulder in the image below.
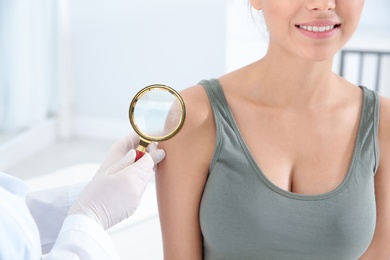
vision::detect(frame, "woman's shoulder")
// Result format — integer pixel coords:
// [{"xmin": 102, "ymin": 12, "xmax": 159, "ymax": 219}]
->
[
  {"xmin": 179, "ymin": 83, "xmax": 215, "ymax": 128},
  {"xmin": 161, "ymin": 83, "xmax": 216, "ymax": 153},
  {"xmin": 180, "ymin": 83, "xmax": 210, "ymax": 106}
]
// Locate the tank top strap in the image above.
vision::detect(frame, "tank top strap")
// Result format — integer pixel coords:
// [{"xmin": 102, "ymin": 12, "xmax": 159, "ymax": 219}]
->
[
  {"xmin": 199, "ymin": 78, "xmax": 238, "ymax": 169},
  {"xmin": 200, "ymin": 78, "xmax": 237, "ymax": 134},
  {"xmin": 358, "ymin": 86, "xmax": 380, "ymax": 174},
  {"xmin": 199, "ymin": 78, "xmax": 230, "ymax": 119}
]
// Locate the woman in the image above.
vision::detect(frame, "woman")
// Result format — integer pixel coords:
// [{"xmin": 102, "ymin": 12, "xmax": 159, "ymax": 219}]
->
[{"xmin": 156, "ymin": 0, "xmax": 390, "ymax": 259}]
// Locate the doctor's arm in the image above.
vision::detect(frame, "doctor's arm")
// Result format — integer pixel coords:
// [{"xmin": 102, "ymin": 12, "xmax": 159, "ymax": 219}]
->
[
  {"xmin": 48, "ymin": 151, "xmax": 164, "ymax": 259},
  {"xmin": 26, "ymin": 183, "xmax": 87, "ymax": 253},
  {"xmin": 25, "ymin": 133, "xmax": 165, "ymax": 259},
  {"xmin": 25, "ymin": 133, "xmax": 140, "ymax": 253},
  {"xmin": 46, "ymin": 134, "xmax": 165, "ymax": 259}
]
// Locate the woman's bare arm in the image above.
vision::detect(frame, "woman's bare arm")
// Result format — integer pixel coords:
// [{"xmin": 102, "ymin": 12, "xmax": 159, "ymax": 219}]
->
[
  {"xmin": 156, "ymin": 85, "xmax": 216, "ymax": 259},
  {"xmin": 360, "ymin": 96, "xmax": 390, "ymax": 259}
]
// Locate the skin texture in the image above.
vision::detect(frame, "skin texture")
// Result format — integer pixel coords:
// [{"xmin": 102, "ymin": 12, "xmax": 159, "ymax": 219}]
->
[{"xmin": 156, "ymin": 0, "xmax": 390, "ymax": 258}]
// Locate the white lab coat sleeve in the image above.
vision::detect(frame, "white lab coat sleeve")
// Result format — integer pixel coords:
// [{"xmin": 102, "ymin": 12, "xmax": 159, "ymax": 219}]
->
[
  {"xmin": 0, "ymin": 172, "xmax": 42, "ymax": 260},
  {"xmin": 26, "ymin": 182, "xmax": 87, "ymax": 253},
  {"xmin": 46, "ymin": 214, "xmax": 120, "ymax": 260}
]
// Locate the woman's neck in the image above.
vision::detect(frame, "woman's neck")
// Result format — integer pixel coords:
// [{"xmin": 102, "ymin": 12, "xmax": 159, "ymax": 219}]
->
[{"xmin": 245, "ymin": 50, "xmax": 339, "ymax": 109}]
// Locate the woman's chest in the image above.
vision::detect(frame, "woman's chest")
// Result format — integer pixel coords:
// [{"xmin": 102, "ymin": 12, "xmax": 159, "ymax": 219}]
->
[
  {"xmin": 200, "ymin": 161, "xmax": 376, "ymax": 260},
  {"xmin": 231, "ymin": 104, "xmax": 361, "ymax": 195}
]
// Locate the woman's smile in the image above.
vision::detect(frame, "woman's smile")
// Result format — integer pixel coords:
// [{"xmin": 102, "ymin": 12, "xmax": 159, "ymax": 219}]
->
[{"xmin": 295, "ymin": 21, "xmax": 341, "ymax": 39}]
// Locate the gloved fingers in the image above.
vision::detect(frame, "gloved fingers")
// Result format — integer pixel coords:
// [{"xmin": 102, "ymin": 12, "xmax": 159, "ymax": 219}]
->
[
  {"xmin": 110, "ymin": 133, "xmax": 140, "ymax": 156},
  {"xmin": 119, "ymin": 152, "xmax": 157, "ymax": 182},
  {"xmin": 97, "ymin": 133, "xmax": 140, "ymax": 174},
  {"xmin": 149, "ymin": 149, "xmax": 166, "ymax": 165},
  {"xmin": 146, "ymin": 142, "xmax": 158, "ymax": 152},
  {"xmin": 131, "ymin": 152, "xmax": 154, "ymax": 171},
  {"xmin": 145, "ymin": 145, "xmax": 165, "ymax": 173},
  {"xmin": 121, "ymin": 132, "xmax": 141, "ymax": 151},
  {"xmin": 106, "ymin": 149, "xmax": 136, "ymax": 175}
]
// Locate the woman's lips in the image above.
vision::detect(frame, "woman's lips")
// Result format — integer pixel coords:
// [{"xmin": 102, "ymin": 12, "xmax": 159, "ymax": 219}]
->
[{"xmin": 295, "ymin": 23, "xmax": 341, "ymax": 39}]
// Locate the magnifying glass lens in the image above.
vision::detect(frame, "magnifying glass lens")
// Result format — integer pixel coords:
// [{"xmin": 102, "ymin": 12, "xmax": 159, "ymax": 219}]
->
[
  {"xmin": 129, "ymin": 85, "xmax": 186, "ymax": 161},
  {"xmin": 133, "ymin": 90, "xmax": 182, "ymax": 138}
]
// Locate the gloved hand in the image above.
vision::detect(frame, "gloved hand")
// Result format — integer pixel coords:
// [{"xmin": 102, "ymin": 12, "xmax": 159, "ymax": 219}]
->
[{"xmin": 68, "ymin": 134, "xmax": 165, "ymax": 230}]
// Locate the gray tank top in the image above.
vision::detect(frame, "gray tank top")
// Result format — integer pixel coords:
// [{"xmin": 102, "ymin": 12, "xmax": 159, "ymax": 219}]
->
[{"xmin": 199, "ymin": 79, "xmax": 379, "ymax": 260}]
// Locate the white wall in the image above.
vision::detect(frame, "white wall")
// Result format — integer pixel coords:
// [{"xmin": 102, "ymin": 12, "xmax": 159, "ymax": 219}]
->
[
  {"xmin": 68, "ymin": 0, "xmax": 226, "ymax": 139},
  {"xmin": 225, "ymin": 0, "xmax": 267, "ymax": 72},
  {"xmin": 341, "ymin": 0, "xmax": 390, "ymax": 97},
  {"xmin": 359, "ymin": 0, "xmax": 390, "ymax": 31},
  {"xmin": 0, "ymin": 1, "xmax": 227, "ymax": 170}
]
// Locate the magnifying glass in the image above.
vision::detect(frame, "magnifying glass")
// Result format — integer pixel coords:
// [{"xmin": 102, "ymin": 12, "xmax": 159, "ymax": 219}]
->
[{"xmin": 129, "ymin": 84, "xmax": 186, "ymax": 161}]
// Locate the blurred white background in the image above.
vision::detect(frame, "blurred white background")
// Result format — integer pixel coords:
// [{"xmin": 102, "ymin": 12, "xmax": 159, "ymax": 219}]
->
[{"xmin": 0, "ymin": 0, "xmax": 389, "ymax": 259}]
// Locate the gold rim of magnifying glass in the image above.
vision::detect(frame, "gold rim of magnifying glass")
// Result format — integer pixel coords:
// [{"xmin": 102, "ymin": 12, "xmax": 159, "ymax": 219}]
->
[{"xmin": 128, "ymin": 84, "xmax": 186, "ymax": 142}]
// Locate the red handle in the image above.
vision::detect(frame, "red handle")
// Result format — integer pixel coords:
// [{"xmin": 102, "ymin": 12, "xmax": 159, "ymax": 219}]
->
[{"xmin": 135, "ymin": 150, "xmax": 145, "ymax": 161}]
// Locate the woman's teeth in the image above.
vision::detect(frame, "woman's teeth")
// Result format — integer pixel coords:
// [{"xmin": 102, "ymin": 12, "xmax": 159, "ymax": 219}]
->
[{"xmin": 298, "ymin": 25, "xmax": 336, "ymax": 32}]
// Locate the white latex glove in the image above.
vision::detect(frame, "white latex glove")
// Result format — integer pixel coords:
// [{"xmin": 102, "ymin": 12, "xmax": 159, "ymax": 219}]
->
[
  {"xmin": 68, "ymin": 135, "xmax": 165, "ymax": 230},
  {"xmin": 97, "ymin": 132, "xmax": 140, "ymax": 173}
]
